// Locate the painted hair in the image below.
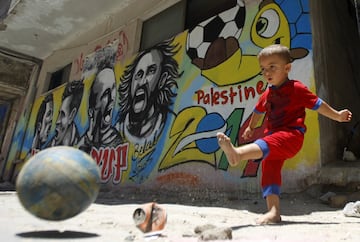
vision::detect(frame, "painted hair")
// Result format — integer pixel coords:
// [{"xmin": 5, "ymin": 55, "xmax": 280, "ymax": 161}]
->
[
  {"xmin": 35, "ymin": 93, "xmax": 53, "ymax": 130},
  {"xmin": 62, "ymin": 80, "xmax": 84, "ymax": 112},
  {"xmin": 257, "ymin": 44, "xmax": 292, "ymax": 63},
  {"xmin": 118, "ymin": 37, "xmax": 182, "ymax": 122}
]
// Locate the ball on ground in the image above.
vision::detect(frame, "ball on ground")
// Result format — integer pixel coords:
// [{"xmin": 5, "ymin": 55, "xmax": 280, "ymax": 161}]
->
[{"xmin": 16, "ymin": 146, "xmax": 101, "ymax": 221}]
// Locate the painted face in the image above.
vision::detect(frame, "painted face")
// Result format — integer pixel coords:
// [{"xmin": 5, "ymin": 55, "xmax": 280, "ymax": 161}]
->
[
  {"xmin": 259, "ymin": 54, "xmax": 291, "ymax": 87},
  {"xmin": 92, "ymin": 68, "xmax": 116, "ymax": 132},
  {"xmin": 54, "ymin": 95, "xmax": 73, "ymax": 144},
  {"xmin": 131, "ymin": 50, "xmax": 163, "ymax": 114},
  {"xmin": 39, "ymin": 101, "xmax": 53, "ymax": 144}
]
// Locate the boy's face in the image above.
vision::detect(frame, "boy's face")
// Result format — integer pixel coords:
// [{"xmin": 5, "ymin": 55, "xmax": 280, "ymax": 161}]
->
[{"xmin": 259, "ymin": 54, "xmax": 291, "ymax": 87}]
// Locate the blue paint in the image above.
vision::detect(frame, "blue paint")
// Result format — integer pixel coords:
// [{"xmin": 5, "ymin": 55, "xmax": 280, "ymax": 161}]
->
[
  {"xmin": 196, "ymin": 113, "xmax": 225, "ymax": 153},
  {"xmin": 275, "ymin": 0, "xmax": 312, "ymax": 50}
]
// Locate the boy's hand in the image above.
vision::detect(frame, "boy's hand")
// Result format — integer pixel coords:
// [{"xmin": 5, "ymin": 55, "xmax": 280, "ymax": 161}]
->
[
  {"xmin": 317, "ymin": 102, "xmax": 352, "ymax": 123},
  {"xmin": 338, "ymin": 109, "xmax": 352, "ymax": 122},
  {"xmin": 242, "ymin": 126, "xmax": 255, "ymax": 140}
]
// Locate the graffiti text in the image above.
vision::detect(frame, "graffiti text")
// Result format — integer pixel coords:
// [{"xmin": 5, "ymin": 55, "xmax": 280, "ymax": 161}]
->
[
  {"xmin": 195, "ymin": 80, "xmax": 266, "ymax": 106},
  {"xmin": 91, "ymin": 144, "xmax": 129, "ymax": 184}
]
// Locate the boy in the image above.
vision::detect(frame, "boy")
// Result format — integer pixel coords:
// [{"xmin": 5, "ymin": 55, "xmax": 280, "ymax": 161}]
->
[{"xmin": 217, "ymin": 44, "xmax": 352, "ymax": 225}]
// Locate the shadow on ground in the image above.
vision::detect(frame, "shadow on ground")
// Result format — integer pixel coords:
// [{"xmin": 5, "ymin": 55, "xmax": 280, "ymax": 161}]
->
[
  {"xmin": 17, "ymin": 230, "xmax": 99, "ymax": 239},
  {"xmin": 0, "ymin": 181, "xmax": 342, "ymax": 217},
  {"xmin": 94, "ymin": 186, "xmax": 340, "ymax": 216}
]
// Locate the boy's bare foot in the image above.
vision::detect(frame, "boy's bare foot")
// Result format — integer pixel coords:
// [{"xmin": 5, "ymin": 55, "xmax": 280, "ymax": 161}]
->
[
  {"xmin": 216, "ymin": 132, "xmax": 240, "ymax": 166},
  {"xmin": 256, "ymin": 194, "xmax": 282, "ymax": 225},
  {"xmin": 256, "ymin": 211, "xmax": 282, "ymax": 225}
]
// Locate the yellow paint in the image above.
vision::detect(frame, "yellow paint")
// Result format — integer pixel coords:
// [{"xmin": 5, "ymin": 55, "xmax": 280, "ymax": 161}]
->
[
  {"xmin": 159, "ymin": 107, "xmax": 216, "ymax": 170},
  {"xmin": 78, "ymin": 75, "xmax": 94, "ymax": 126},
  {"xmin": 202, "ymin": 52, "xmax": 260, "ymax": 86},
  {"xmin": 251, "ymin": 1, "xmax": 291, "ymax": 48}
]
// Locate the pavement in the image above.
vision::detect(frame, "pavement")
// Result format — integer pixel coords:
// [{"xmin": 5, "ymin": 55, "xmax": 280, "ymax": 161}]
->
[{"xmin": 1, "ymin": 183, "xmax": 360, "ymax": 242}]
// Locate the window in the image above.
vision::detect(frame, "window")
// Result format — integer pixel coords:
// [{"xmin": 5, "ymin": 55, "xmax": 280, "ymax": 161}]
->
[
  {"xmin": 47, "ymin": 63, "xmax": 72, "ymax": 91},
  {"xmin": 139, "ymin": 0, "xmax": 239, "ymax": 51},
  {"xmin": 185, "ymin": 0, "xmax": 238, "ymax": 30},
  {"xmin": 140, "ymin": 1, "xmax": 187, "ymax": 51}
]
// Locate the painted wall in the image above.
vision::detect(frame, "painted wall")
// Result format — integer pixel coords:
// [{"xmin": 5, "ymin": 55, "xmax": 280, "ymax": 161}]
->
[
  {"xmin": 4, "ymin": 0, "xmax": 319, "ymax": 193},
  {"xmin": 0, "ymin": 103, "xmax": 10, "ymax": 148}
]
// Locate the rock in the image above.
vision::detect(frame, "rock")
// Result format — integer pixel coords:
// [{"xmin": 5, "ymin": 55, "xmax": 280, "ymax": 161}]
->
[
  {"xmin": 343, "ymin": 201, "xmax": 360, "ymax": 217},
  {"xmin": 343, "ymin": 149, "xmax": 357, "ymax": 161},
  {"xmin": 199, "ymin": 227, "xmax": 232, "ymax": 241},
  {"xmin": 319, "ymin": 191, "xmax": 336, "ymax": 204},
  {"xmin": 195, "ymin": 224, "xmax": 232, "ymax": 241},
  {"xmin": 329, "ymin": 195, "xmax": 348, "ymax": 208},
  {"xmin": 348, "ymin": 191, "xmax": 360, "ymax": 201},
  {"xmin": 194, "ymin": 224, "xmax": 217, "ymax": 234},
  {"xmin": 124, "ymin": 235, "xmax": 136, "ymax": 241}
]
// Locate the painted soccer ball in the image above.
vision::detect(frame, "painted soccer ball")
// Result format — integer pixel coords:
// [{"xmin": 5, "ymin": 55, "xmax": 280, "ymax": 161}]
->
[
  {"xmin": 16, "ymin": 146, "xmax": 101, "ymax": 221},
  {"xmin": 274, "ymin": 0, "xmax": 312, "ymax": 49},
  {"xmin": 186, "ymin": 0, "xmax": 246, "ymax": 60}
]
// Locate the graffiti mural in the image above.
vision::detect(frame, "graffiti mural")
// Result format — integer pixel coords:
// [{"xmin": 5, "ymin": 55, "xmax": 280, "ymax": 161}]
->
[
  {"xmin": 6, "ymin": 0, "xmax": 318, "ymax": 192},
  {"xmin": 0, "ymin": 103, "xmax": 10, "ymax": 148},
  {"xmin": 118, "ymin": 38, "xmax": 184, "ymax": 183},
  {"xmin": 30, "ymin": 93, "xmax": 53, "ymax": 154}
]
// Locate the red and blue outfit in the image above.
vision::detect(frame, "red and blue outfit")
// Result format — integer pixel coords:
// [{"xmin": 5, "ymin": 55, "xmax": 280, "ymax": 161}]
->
[{"xmin": 253, "ymin": 79, "xmax": 322, "ymax": 198}]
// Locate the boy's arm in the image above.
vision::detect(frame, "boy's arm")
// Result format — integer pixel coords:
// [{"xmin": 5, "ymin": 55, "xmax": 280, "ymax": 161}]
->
[
  {"xmin": 317, "ymin": 101, "xmax": 352, "ymax": 122},
  {"xmin": 248, "ymin": 112, "xmax": 263, "ymax": 129},
  {"xmin": 242, "ymin": 112, "xmax": 263, "ymax": 140}
]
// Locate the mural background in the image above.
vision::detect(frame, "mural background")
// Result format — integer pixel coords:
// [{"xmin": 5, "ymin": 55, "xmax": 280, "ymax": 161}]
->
[
  {"xmin": 5, "ymin": 0, "xmax": 319, "ymax": 193},
  {"xmin": 0, "ymin": 103, "xmax": 10, "ymax": 148}
]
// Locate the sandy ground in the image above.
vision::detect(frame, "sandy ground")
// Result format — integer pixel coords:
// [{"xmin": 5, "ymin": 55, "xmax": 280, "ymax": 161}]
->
[{"xmin": 1, "ymin": 185, "xmax": 360, "ymax": 242}]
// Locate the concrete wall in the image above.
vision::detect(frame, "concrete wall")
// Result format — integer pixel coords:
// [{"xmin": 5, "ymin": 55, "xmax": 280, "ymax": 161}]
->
[
  {"xmin": 35, "ymin": 19, "xmax": 142, "ymax": 97},
  {"xmin": 310, "ymin": 0, "xmax": 360, "ymax": 163},
  {"xmin": 3, "ymin": 0, "xmax": 324, "ymax": 194}
]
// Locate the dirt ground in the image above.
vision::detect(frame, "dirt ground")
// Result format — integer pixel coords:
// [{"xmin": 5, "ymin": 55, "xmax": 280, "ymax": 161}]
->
[{"xmin": 1, "ymin": 183, "xmax": 360, "ymax": 242}]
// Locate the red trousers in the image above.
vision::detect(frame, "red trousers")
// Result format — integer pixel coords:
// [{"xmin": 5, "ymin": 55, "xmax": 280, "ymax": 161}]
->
[{"xmin": 255, "ymin": 129, "xmax": 304, "ymax": 196}]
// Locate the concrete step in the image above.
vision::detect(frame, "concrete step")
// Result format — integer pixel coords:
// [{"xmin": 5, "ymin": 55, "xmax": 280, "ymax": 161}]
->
[{"xmin": 320, "ymin": 160, "xmax": 360, "ymax": 185}]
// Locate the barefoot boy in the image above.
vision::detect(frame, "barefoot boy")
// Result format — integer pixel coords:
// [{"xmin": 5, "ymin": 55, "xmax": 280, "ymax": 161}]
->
[{"xmin": 217, "ymin": 44, "xmax": 352, "ymax": 225}]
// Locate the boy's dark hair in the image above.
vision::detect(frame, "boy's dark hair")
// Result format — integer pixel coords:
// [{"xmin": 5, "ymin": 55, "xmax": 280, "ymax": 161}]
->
[{"xmin": 257, "ymin": 44, "xmax": 292, "ymax": 63}]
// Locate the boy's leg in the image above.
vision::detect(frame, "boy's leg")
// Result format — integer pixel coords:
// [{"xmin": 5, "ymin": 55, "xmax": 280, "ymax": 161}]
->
[
  {"xmin": 257, "ymin": 157, "xmax": 284, "ymax": 224},
  {"xmin": 256, "ymin": 130, "xmax": 304, "ymax": 225},
  {"xmin": 256, "ymin": 194, "xmax": 281, "ymax": 224},
  {"xmin": 217, "ymin": 132, "xmax": 263, "ymax": 166}
]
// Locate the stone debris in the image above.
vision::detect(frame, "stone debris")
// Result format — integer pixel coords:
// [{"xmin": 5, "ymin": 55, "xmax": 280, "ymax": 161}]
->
[
  {"xmin": 194, "ymin": 224, "xmax": 232, "ymax": 241},
  {"xmin": 343, "ymin": 201, "xmax": 360, "ymax": 218},
  {"xmin": 329, "ymin": 195, "xmax": 348, "ymax": 208},
  {"xmin": 319, "ymin": 191, "xmax": 347, "ymax": 208},
  {"xmin": 319, "ymin": 191, "xmax": 336, "ymax": 204},
  {"xmin": 342, "ymin": 148, "xmax": 357, "ymax": 161},
  {"xmin": 319, "ymin": 188, "xmax": 360, "ymax": 208},
  {"xmin": 194, "ymin": 224, "xmax": 217, "ymax": 234}
]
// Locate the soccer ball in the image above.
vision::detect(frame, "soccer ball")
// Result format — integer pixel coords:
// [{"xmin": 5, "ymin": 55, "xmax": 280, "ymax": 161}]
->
[
  {"xmin": 186, "ymin": 0, "xmax": 246, "ymax": 60},
  {"xmin": 16, "ymin": 146, "xmax": 101, "ymax": 221},
  {"xmin": 274, "ymin": 0, "xmax": 312, "ymax": 50}
]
